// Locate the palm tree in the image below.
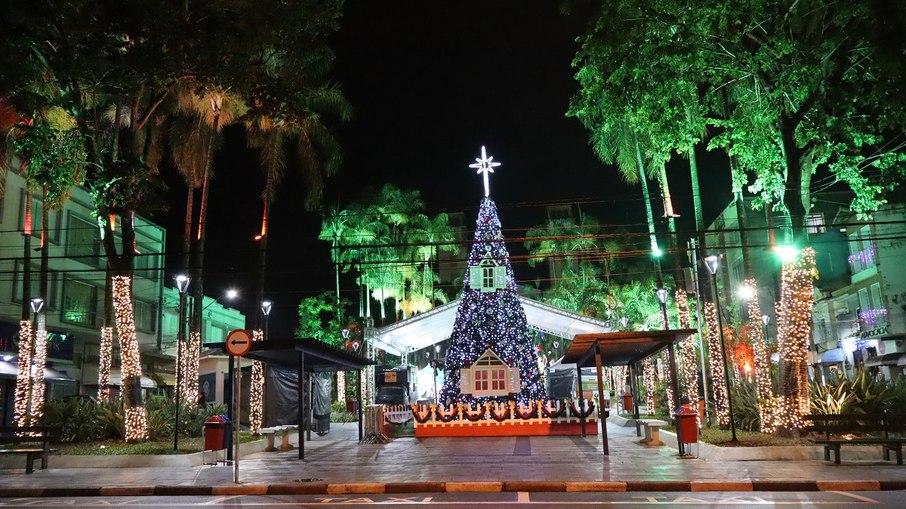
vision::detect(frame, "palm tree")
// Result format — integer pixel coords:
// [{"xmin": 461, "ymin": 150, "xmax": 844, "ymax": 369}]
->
[{"xmin": 246, "ymin": 86, "xmax": 351, "ymax": 325}]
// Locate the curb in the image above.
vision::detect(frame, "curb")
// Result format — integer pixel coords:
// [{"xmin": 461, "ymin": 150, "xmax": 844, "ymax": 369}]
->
[{"xmin": 0, "ymin": 479, "xmax": 901, "ymax": 498}]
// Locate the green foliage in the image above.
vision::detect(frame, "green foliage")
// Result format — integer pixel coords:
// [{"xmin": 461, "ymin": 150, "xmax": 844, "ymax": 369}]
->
[
  {"xmin": 97, "ymin": 399, "xmax": 126, "ymax": 440},
  {"xmin": 808, "ymin": 368, "xmax": 901, "ymax": 415},
  {"xmin": 730, "ymin": 379, "xmax": 762, "ymax": 432},
  {"xmin": 809, "ymin": 375, "xmax": 856, "ymax": 414},
  {"xmin": 39, "ymin": 398, "xmax": 104, "ymax": 443},
  {"xmin": 296, "ymin": 292, "xmax": 349, "ymax": 345}
]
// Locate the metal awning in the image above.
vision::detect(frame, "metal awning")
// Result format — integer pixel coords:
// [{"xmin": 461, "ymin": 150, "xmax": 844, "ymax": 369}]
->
[
  {"xmin": 215, "ymin": 338, "xmax": 375, "ymax": 372},
  {"xmin": 371, "ymin": 296, "xmax": 615, "ymax": 355},
  {"xmin": 562, "ymin": 329, "xmax": 697, "ymax": 367}
]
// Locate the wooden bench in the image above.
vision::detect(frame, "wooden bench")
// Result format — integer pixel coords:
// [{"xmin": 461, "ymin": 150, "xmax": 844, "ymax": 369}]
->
[
  {"xmin": 0, "ymin": 426, "xmax": 59, "ymax": 474},
  {"xmin": 260, "ymin": 425, "xmax": 298, "ymax": 452},
  {"xmin": 804, "ymin": 413, "xmax": 906, "ymax": 465},
  {"xmin": 637, "ymin": 419, "xmax": 668, "ymax": 446}
]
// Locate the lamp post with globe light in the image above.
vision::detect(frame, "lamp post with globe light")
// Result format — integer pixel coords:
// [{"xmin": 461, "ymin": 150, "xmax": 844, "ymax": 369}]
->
[
  {"xmin": 656, "ymin": 287, "xmax": 669, "ymax": 330},
  {"xmin": 173, "ymin": 275, "xmax": 190, "ymax": 450},
  {"xmin": 704, "ymin": 255, "xmax": 738, "ymax": 443},
  {"xmin": 261, "ymin": 301, "xmax": 273, "ymax": 341}
]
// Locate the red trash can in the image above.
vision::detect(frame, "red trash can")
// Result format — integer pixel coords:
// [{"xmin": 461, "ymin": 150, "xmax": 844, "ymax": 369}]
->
[
  {"xmin": 204, "ymin": 415, "xmax": 226, "ymax": 451},
  {"xmin": 675, "ymin": 404, "xmax": 699, "ymax": 444},
  {"xmin": 621, "ymin": 392, "xmax": 633, "ymax": 413}
]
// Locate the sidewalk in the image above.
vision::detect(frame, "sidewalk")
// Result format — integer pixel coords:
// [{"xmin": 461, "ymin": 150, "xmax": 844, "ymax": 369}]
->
[{"xmin": 1, "ymin": 421, "xmax": 905, "ymax": 497}]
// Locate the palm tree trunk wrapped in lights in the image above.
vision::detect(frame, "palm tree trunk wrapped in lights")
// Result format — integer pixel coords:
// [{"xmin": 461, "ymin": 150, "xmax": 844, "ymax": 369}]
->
[
  {"xmin": 249, "ymin": 329, "xmax": 265, "ymax": 434},
  {"xmin": 774, "ymin": 248, "xmax": 817, "ymax": 433},
  {"xmin": 184, "ymin": 331, "xmax": 201, "ymax": 403},
  {"xmin": 643, "ymin": 358, "xmax": 656, "ymax": 413},
  {"xmin": 98, "ymin": 326, "xmax": 114, "ymax": 403},
  {"xmin": 14, "ymin": 321, "xmax": 33, "ymax": 427},
  {"xmin": 29, "ymin": 327, "xmax": 47, "ymax": 421},
  {"xmin": 675, "ymin": 289, "xmax": 699, "ymax": 404},
  {"xmin": 705, "ymin": 302, "xmax": 730, "ymax": 426},
  {"xmin": 744, "ymin": 279, "xmax": 774, "ymax": 431},
  {"xmin": 111, "ymin": 275, "xmax": 149, "ymax": 442}
]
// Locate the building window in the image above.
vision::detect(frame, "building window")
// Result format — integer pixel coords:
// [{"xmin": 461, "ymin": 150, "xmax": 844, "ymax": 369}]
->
[
  {"xmin": 66, "ymin": 214, "xmax": 101, "ymax": 267},
  {"xmin": 474, "ymin": 370, "xmax": 488, "ymax": 392},
  {"xmin": 61, "ymin": 279, "xmax": 97, "ymax": 327},
  {"xmin": 491, "ymin": 369, "xmax": 505, "ymax": 391},
  {"xmin": 12, "ymin": 261, "xmax": 57, "ymax": 309},
  {"xmin": 806, "ymin": 213, "xmax": 826, "ymax": 234},
  {"xmin": 134, "ymin": 244, "xmax": 160, "ymax": 282},
  {"xmin": 134, "ymin": 300, "xmax": 156, "ymax": 333}
]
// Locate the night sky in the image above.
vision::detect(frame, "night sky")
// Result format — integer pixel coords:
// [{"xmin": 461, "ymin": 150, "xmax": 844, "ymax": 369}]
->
[{"xmin": 158, "ymin": 1, "xmax": 732, "ymax": 337}]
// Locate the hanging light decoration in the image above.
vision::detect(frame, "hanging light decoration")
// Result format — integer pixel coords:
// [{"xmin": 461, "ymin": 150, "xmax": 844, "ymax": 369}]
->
[{"xmin": 249, "ymin": 329, "xmax": 265, "ymax": 434}]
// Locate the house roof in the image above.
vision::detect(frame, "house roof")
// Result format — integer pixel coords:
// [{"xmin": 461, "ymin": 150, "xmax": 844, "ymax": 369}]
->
[{"xmin": 370, "ymin": 296, "xmax": 616, "ymax": 355}]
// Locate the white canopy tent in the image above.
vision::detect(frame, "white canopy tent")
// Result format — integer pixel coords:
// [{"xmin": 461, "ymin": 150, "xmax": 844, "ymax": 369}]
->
[{"xmin": 369, "ymin": 296, "xmax": 615, "ymax": 356}]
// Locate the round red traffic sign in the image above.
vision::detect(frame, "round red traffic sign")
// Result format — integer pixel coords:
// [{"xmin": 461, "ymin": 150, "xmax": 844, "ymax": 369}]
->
[{"xmin": 225, "ymin": 329, "xmax": 253, "ymax": 356}]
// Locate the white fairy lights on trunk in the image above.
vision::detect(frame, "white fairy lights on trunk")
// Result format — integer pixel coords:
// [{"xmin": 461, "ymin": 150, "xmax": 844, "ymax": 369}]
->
[
  {"xmin": 744, "ymin": 279, "xmax": 773, "ymax": 431},
  {"xmin": 29, "ymin": 327, "xmax": 47, "ymax": 421},
  {"xmin": 249, "ymin": 329, "xmax": 265, "ymax": 434},
  {"xmin": 337, "ymin": 372, "xmax": 346, "ymax": 403},
  {"xmin": 675, "ymin": 290, "xmax": 699, "ymax": 404},
  {"xmin": 184, "ymin": 331, "xmax": 201, "ymax": 403},
  {"xmin": 98, "ymin": 326, "xmax": 114, "ymax": 403},
  {"xmin": 705, "ymin": 302, "xmax": 729, "ymax": 426},
  {"xmin": 112, "ymin": 275, "xmax": 148, "ymax": 442},
  {"xmin": 774, "ymin": 248, "xmax": 817, "ymax": 432},
  {"xmin": 14, "ymin": 321, "xmax": 33, "ymax": 427},
  {"xmin": 642, "ymin": 358, "xmax": 656, "ymax": 414}
]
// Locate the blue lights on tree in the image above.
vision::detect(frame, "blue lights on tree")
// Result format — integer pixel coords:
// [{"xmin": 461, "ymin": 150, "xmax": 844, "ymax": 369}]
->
[{"xmin": 439, "ymin": 196, "xmax": 546, "ymax": 405}]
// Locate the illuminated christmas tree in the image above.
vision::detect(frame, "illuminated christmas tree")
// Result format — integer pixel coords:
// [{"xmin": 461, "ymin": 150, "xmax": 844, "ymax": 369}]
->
[{"xmin": 439, "ymin": 147, "xmax": 545, "ymax": 406}]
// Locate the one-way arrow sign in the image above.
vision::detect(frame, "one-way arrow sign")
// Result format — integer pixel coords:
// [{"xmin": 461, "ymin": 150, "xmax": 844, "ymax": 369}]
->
[{"xmin": 225, "ymin": 329, "xmax": 253, "ymax": 357}]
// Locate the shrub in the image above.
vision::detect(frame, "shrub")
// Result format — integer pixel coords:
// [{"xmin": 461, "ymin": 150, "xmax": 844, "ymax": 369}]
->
[
  {"xmin": 40, "ymin": 398, "xmax": 104, "ymax": 443},
  {"xmin": 97, "ymin": 399, "xmax": 126, "ymax": 439},
  {"xmin": 729, "ymin": 379, "xmax": 761, "ymax": 432},
  {"xmin": 809, "ymin": 374, "xmax": 855, "ymax": 414}
]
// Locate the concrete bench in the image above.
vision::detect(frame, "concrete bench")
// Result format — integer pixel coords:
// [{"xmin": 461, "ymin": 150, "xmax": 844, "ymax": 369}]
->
[
  {"xmin": 260, "ymin": 425, "xmax": 299, "ymax": 452},
  {"xmin": 637, "ymin": 419, "xmax": 668, "ymax": 446}
]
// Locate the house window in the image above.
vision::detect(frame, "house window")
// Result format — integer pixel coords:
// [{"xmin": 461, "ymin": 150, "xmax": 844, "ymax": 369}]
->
[
  {"xmin": 482, "ymin": 267, "xmax": 495, "ymax": 289},
  {"xmin": 491, "ymin": 369, "xmax": 505, "ymax": 391},
  {"xmin": 61, "ymin": 279, "xmax": 97, "ymax": 327},
  {"xmin": 66, "ymin": 214, "xmax": 101, "ymax": 267},
  {"xmin": 134, "ymin": 300, "xmax": 156, "ymax": 333},
  {"xmin": 474, "ymin": 370, "xmax": 488, "ymax": 392}
]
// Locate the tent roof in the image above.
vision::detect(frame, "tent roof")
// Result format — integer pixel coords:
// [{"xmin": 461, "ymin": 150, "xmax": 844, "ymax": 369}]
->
[
  {"xmin": 214, "ymin": 339, "xmax": 375, "ymax": 372},
  {"xmin": 561, "ymin": 329, "xmax": 697, "ymax": 367},
  {"xmin": 370, "ymin": 296, "xmax": 616, "ymax": 355}
]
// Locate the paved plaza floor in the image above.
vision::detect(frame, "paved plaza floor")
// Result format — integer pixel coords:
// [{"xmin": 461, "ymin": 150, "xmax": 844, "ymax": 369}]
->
[{"xmin": 1, "ymin": 421, "xmax": 906, "ymax": 494}]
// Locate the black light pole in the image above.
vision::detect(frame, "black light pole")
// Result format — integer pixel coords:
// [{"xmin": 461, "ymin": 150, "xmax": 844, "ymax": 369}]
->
[
  {"xmin": 704, "ymin": 255, "xmax": 737, "ymax": 443},
  {"xmin": 656, "ymin": 287, "xmax": 669, "ymax": 331},
  {"xmin": 27, "ymin": 297, "xmax": 44, "ymax": 426},
  {"xmin": 261, "ymin": 300, "xmax": 272, "ymax": 341},
  {"xmin": 761, "ymin": 314, "xmax": 771, "ymax": 345},
  {"xmin": 174, "ymin": 275, "xmax": 190, "ymax": 451}
]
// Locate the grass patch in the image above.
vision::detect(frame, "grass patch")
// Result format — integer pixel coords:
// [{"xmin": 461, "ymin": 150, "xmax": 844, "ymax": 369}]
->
[
  {"xmin": 57, "ymin": 433, "xmax": 261, "ymax": 455},
  {"xmin": 698, "ymin": 427, "xmax": 813, "ymax": 447}
]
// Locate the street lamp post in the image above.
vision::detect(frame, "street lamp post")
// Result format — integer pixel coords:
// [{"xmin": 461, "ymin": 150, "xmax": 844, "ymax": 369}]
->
[
  {"xmin": 261, "ymin": 300, "xmax": 272, "ymax": 341},
  {"xmin": 761, "ymin": 314, "xmax": 771, "ymax": 345},
  {"xmin": 656, "ymin": 287, "xmax": 669, "ymax": 331},
  {"xmin": 27, "ymin": 297, "xmax": 44, "ymax": 426},
  {"xmin": 174, "ymin": 275, "xmax": 190, "ymax": 451},
  {"xmin": 620, "ymin": 316, "xmax": 629, "ymax": 330},
  {"xmin": 704, "ymin": 255, "xmax": 738, "ymax": 443}
]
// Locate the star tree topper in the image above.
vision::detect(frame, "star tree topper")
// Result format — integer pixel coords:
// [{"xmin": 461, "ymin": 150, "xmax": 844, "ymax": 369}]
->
[{"xmin": 469, "ymin": 146, "xmax": 501, "ymax": 197}]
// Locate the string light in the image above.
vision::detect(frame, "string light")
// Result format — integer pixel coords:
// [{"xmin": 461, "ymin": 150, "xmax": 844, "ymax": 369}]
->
[
  {"xmin": 98, "ymin": 326, "xmax": 114, "ymax": 403},
  {"xmin": 112, "ymin": 275, "xmax": 148, "ymax": 442},
  {"xmin": 14, "ymin": 321, "xmax": 33, "ymax": 427},
  {"xmin": 249, "ymin": 329, "xmax": 265, "ymax": 434},
  {"xmin": 660, "ymin": 355, "xmax": 675, "ymax": 415},
  {"xmin": 675, "ymin": 290, "xmax": 699, "ymax": 405},
  {"xmin": 439, "ymin": 197, "xmax": 545, "ymax": 406},
  {"xmin": 643, "ymin": 358, "xmax": 656, "ymax": 413},
  {"xmin": 337, "ymin": 372, "xmax": 346, "ymax": 403},
  {"xmin": 705, "ymin": 302, "xmax": 729, "ymax": 426},
  {"xmin": 743, "ymin": 279, "xmax": 773, "ymax": 431},
  {"xmin": 184, "ymin": 331, "xmax": 200, "ymax": 404},
  {"xmin": 773, "ymin": 248, "xmax": 817, "ymax": 431},
  {"xmin": 30, "ymin": 327, "xmax": 47, "ymax": 421}
]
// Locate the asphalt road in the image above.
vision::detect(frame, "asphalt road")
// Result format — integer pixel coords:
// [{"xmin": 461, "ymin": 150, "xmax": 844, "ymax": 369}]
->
[{"xmin": 1, "ymin": 491, "xmax": 904, "ymax": 508}]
